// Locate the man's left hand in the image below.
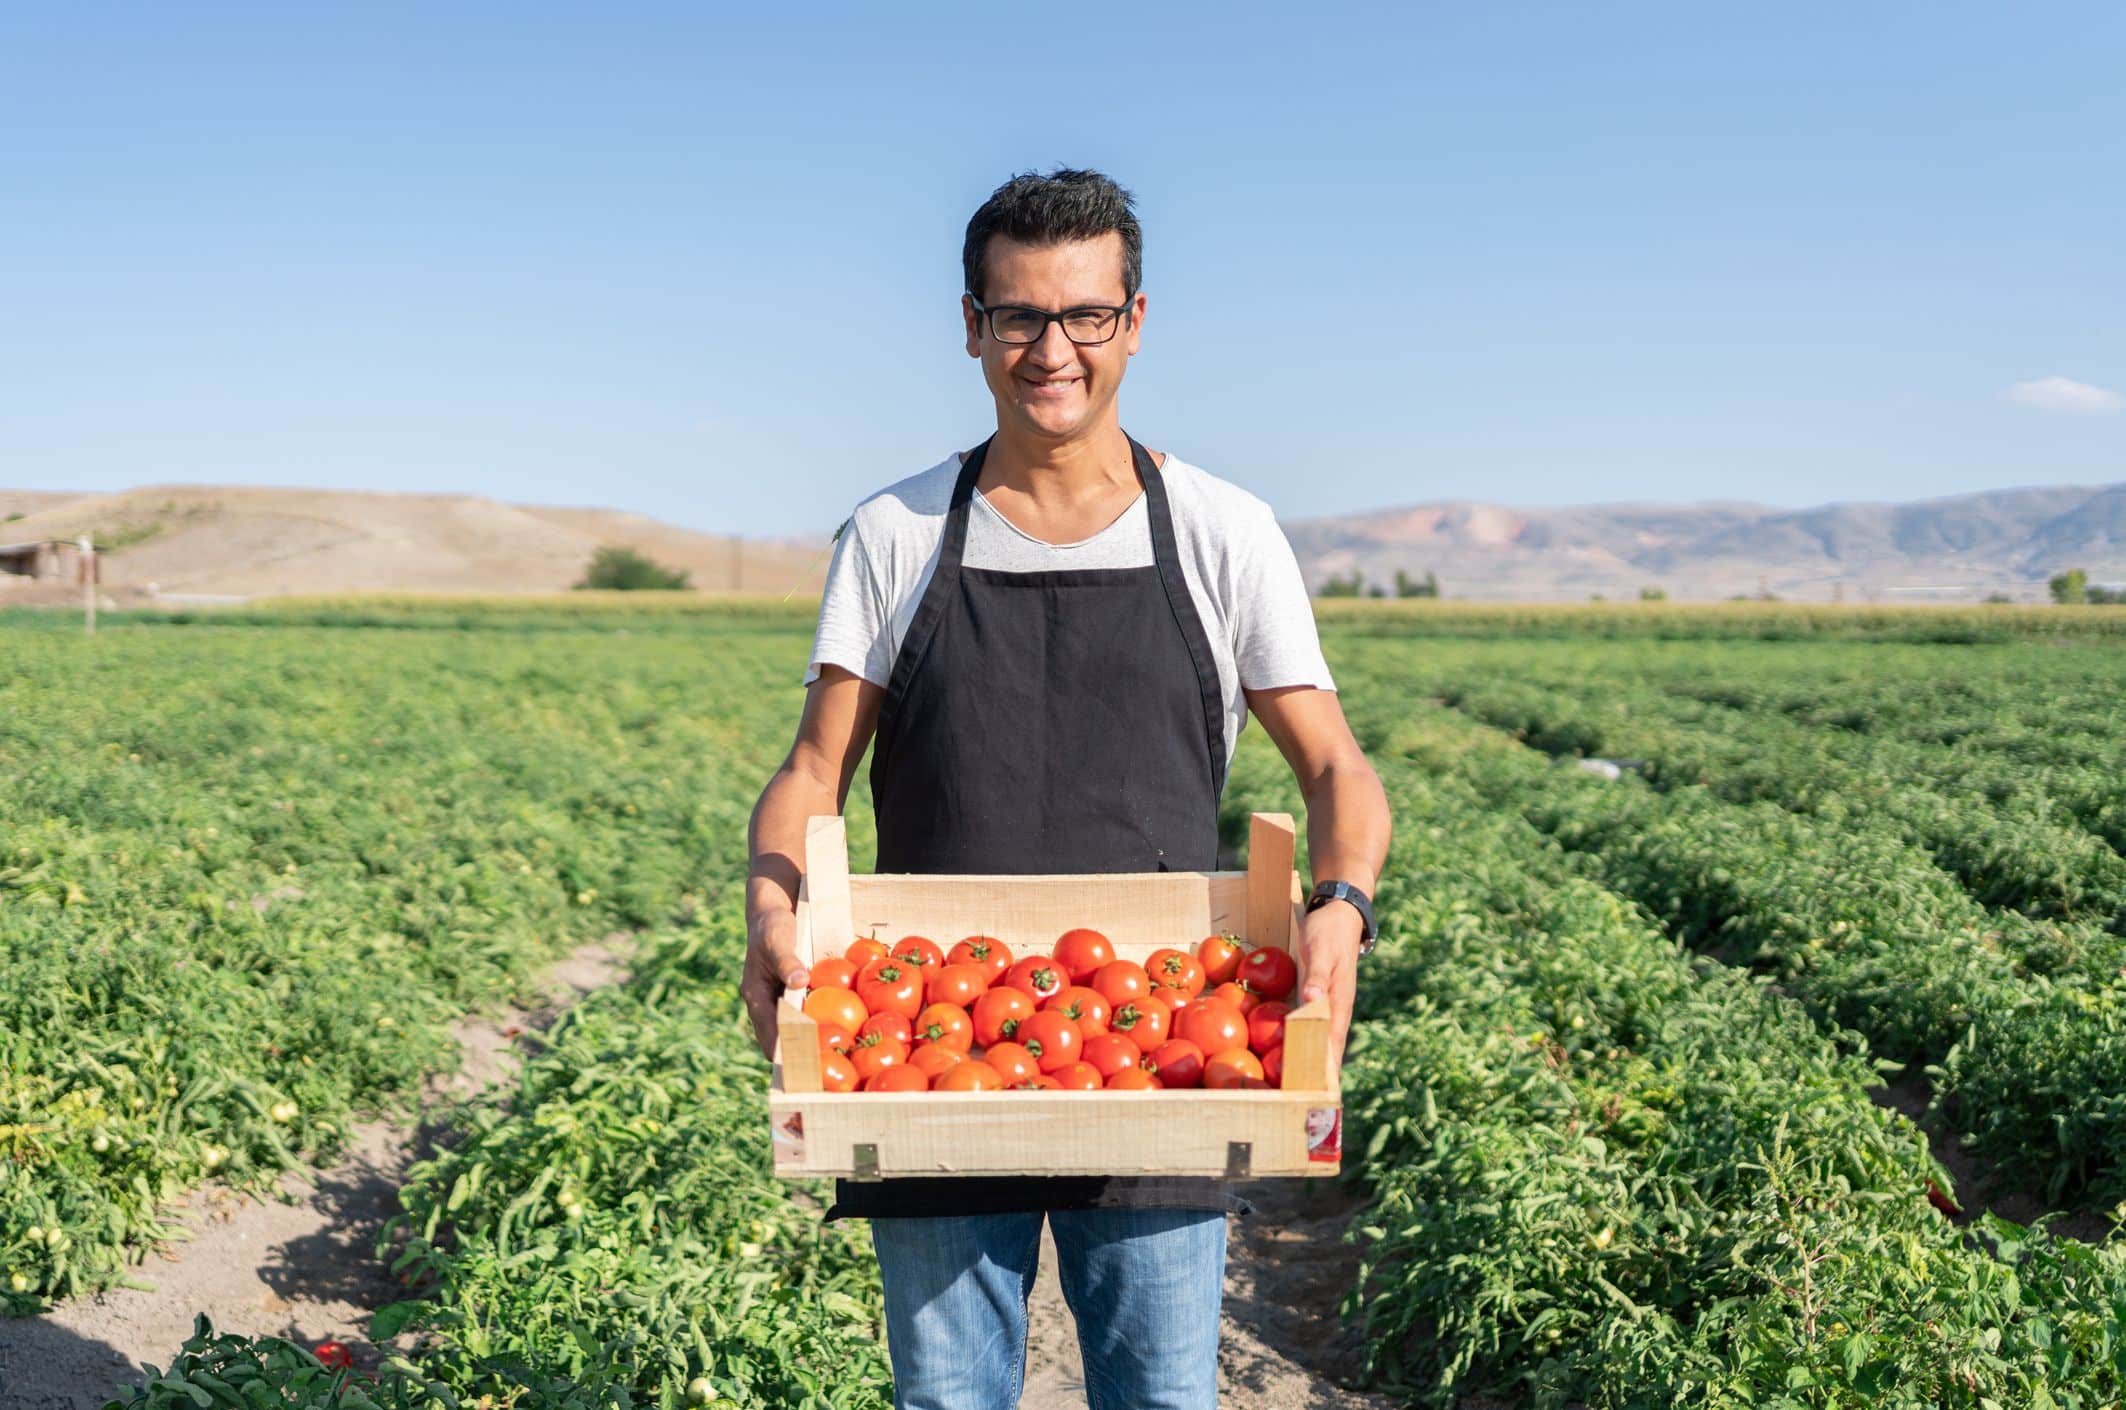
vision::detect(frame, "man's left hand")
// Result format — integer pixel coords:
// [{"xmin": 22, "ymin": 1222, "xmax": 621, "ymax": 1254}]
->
[{"xmin": 1296, "ymin": 899, "xmax": 1363, "ymax": 1078}]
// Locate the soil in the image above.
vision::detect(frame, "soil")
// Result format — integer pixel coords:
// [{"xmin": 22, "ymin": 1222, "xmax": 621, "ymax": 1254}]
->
[{"xmin": 0, "ymin": 934, "xmax": 634, "ymax": 1410}]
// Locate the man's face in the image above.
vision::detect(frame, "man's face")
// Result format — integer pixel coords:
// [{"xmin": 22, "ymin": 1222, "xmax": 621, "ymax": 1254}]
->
[{"xmin": 963, "ymin": 231, "xmax": 1146, "ymax": 445}]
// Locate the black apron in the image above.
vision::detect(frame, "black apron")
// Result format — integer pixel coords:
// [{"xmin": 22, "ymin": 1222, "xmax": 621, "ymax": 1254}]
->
[{"xmin": 824, "ymin": 433, "xmax": 1243, "ymax": 1221}]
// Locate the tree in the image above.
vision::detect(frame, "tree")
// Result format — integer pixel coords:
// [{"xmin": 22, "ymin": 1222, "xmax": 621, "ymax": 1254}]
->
[
  {"xmin": 2091, "ymin": 584, "xmax": 2126, "ymax": 605},
  {"xmin": 2049, "ymin": 569, "xmax": 2088, "ymax": 604},
  {"xmin": 1639, "ymin": 586, "xmax": 1668, "ymax": 601},
  {"xmin": 1316, "ymin": 571, "xmax": 1365, "ymax": 598},
  {"xmin": 575, "ymin": 545, "xmax": 692, "ymax": 591},
  {"xmin": 1394, "ymin": 568, "xmax": 1440, "ymax": 598}
]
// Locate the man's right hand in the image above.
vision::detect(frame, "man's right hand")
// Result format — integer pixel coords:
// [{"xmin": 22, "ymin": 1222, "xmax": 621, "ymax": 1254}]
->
[{"xmin": 743, "ymin": 903, "xmax": 811, "ymax": 1060}]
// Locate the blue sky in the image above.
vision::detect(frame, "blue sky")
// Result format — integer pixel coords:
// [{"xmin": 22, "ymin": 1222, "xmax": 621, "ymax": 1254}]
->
[{"xmin": 3, "ymin": 2, "xmax": 2121, "ymax": 537}]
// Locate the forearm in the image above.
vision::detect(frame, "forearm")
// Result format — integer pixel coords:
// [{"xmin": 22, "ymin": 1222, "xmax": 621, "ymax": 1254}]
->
[
  {"xmin": 1298, "ymin": 756, "xmax": 1390, "ymax": 896},
  {"xmin": 746, "ymin": 764, "xmax": 841, "ymax": 923}
]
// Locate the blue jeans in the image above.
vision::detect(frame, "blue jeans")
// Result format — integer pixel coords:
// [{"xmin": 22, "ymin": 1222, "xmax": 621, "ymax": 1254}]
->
[{"xmin": 869, "ymin": 1208, "xmax": 1226, "ymax": 1410}]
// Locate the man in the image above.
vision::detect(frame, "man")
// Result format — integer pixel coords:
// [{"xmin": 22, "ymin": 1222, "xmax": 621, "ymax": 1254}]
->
[{"xmin": 743, "ymin": 168, "xmax": 1391, "ymax": 1410}]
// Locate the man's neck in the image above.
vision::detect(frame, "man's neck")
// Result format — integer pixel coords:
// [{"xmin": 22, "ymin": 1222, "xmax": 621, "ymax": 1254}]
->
[{"xmin": 977, "ymin": 422, "xmax": 1138, "ymax": 510}]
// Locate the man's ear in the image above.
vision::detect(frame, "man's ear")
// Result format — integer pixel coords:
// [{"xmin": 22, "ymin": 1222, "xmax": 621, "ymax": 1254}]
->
[
  {"xmin": 1125, "ymin": 291, "xmax": 1147, "ymax": 357},
  {"xmin": 963, "ymin": 294, "xmax": 982, "ymax": 358}
]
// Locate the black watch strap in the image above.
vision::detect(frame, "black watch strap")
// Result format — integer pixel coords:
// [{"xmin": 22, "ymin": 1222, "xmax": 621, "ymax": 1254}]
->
[{"xmin": 1306, "ymin": 880, "xmax": 1376, "ymax": 954}]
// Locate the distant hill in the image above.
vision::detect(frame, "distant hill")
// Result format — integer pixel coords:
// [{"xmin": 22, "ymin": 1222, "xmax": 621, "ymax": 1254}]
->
[
  {"xmin": 1283, "ymin": 482, "xmax": 2126, "ymax": 602},
  {"xmin": 0, "ymin": 484, "xmax": 830, "ymax": 603}
]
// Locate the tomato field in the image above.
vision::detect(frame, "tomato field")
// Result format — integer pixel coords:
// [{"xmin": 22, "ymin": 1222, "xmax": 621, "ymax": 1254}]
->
[{"xmin": 4, "ymin": 598, "xmax": 2126, "ymax": 1408}]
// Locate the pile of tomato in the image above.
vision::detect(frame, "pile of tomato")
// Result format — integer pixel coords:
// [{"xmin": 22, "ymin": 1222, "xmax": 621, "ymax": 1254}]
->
[{"xmin": 797, "ymin": 928, "xmax": 1299, "ymax": 1093}]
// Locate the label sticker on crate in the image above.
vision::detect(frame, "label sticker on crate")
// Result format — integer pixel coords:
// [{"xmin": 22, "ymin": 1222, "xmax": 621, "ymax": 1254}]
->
[
  {"xmin": 772, "ymin": 1111, "xmax": 806, "ymax": 1162},
  {"xmin": 1306, "ymin": 1106, "xmax": 1342, "ymax": 1162}
]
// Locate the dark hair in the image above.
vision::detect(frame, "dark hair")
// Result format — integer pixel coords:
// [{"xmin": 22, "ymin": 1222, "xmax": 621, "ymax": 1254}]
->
[{"xmin": 962, "ymin": 167, "xmax": 1142, "ymax": 303}]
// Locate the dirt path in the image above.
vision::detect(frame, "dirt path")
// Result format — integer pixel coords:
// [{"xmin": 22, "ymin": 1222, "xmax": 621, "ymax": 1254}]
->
[
  {"xmin": 0, "ymin": 934, "xmax": 633, "ymax": 1410},
  {"xmin": 1016, "ymin": 1178, "xmax": 1400, "ymax": 1410}
]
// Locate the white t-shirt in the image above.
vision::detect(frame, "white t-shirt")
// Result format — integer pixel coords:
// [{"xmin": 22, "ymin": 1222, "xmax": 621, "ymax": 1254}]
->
[{"xmin": 805, "ymin": 449, "xmax": 1336, "ymax": 766}]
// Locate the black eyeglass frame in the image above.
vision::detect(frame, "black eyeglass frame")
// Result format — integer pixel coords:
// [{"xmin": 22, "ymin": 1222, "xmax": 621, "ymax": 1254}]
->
[{"xmin": 967, "ymin": 294, "xmax": 1139, "ymax": 346}]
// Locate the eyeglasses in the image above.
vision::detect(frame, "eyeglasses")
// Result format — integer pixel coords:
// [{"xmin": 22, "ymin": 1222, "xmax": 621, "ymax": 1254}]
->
[{"xmin": 968, "ymin": 295, "xmax": 1135, "ymax": 345}]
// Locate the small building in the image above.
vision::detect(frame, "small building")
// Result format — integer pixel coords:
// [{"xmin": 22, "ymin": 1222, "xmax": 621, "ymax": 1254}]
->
[{"xmin": 0, "ymin": 540, "xmax": 85, "ymax": 580}]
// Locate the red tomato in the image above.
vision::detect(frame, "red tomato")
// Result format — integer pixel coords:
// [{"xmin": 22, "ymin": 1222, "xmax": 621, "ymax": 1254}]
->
[
  {"xmin": 908, "ymin": 1044, "xmax": 964, "ymax": 1080},
  {"xmin": 1053, "ymin": 928, "xmax": 1115, "ymax": 983},
  {"xmin": 948, "ymin": 935, "xmax": 1015, "ymax": 984},
  {"xmin": 1259, "ymin": 1044, "xmax": 1284, "ymax": 1088},
  {"xmin": 1239, "ymin": 947, "xmax": 1299, "ymax": 1001},
  {"xmin": 1011, "ymin": 1074, "xmax": 1063, "ymax": 1091},
  {"xmin": 814, "ymin": 1021, "xmax": 856, "ymax": 1056},
  {"xmin": 1209, "ymin": 981, "xmax": 1263, "ymax": 1017},
  {"xmin": 820, "ymin": 1051, "xmax": 859, "ymax": 1092},
  {"xmin": 971, "ymin": 987, "xmax": 1034, "ymax": 1046},
  {"xmin": 983, "ymin": 1041, "xmax": 1039, "ymax": 1086},
  {"xmin": 926, "ymin": 963, "xmax": 991, "ymax": 1009},
  {"xmin": 803, "ymin": 987, "xmax": 868, "ymax": 1034},
  {"xmin": 912, "ymin": 1003, "xmax": 974, "ymax": 1053},
  {"xmin": 1204, "ymin": 1049, "xmax": 1268, "ymax": 1090},
  {"xmin": 1145, "ymin": 947, "xmax": 1206, "ymax": 1000},
  {"xmin": 1040, "ymin": 985, "xmax": 1111, "ymax": 1036},
  {"xmin": 1197, "ymin": 934, "xmax": 1245, "ymax": 986},
  {"xmin": 1176, "ymin": 999, "xmax": 1250, "ymax": 1058},
  {"xmin": 1106, "ymin": 1067, "xmax": 1161, "ymax": 1091},
  {"xmin": 1018, "ymin": 1012, "xmax": 1082, "ymax": 1073},
  {"xmin": 865, "ymin": 1066, "xmax": 930, "ymax": 1093},
  {"xmin": 849, "ymin": 1033, "xmax": 908, "ymax": 1082},
  {"xmin": 1247, "ymin": 1001, "xmax": 1289, "ymax": 1055},
  {"xmin": 1052, "ymin": 1061, "xmax": 1104, "ymax": 1091},
  {"xmin": 845, "ymin": 938, "xmax": 890, "ymax": 968},
  {"xmin": 1081, "ymin": 1033, "xmax": 1142, "ymax": 1080},
  {"xmin": 891, "ymin": 935, "xmax": 946, "ymax": 970},
  {"xmin": 808, "ymin": 957, "xmax": 858, "ymax": 992},
  {"xmin": 856, "ymin": 960, "xmax": 925, "ymax": 1021},
  {"xmin": 936, "ymin": 1060, "xmax": 1004, "ymax": 1092},
  {"xmin": 314, "ymin": 1342, "xmax": 354, "ymax": 1371},
  {"xmin": 1002, "ymin": 957, "xmax": 1066, "ymax": 1003},
  {"xmin": 1144, "ymin": 1039, "xmax": 1206, "ymax": 1090},
  {"xmin": 858, "ymin": 1011, "xmax": 913, "ymax": 1048},
  {"xmin": 1090, "ymin": 960, "xmax": 1150, "ymax": 1009},
  {"xmin": 1108, "ymin": 994, "xmax": 1171, "ymax": 1055}
]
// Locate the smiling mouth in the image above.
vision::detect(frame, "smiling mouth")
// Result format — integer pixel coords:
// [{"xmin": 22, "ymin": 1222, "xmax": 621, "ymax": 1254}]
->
[{"xmin": 1023, "ymin": 377, "xmax": 1081, "ymax": 393}]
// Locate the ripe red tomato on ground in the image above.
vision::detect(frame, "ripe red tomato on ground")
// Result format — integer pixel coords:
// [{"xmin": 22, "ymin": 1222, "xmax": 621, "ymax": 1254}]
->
[
  {"xmin": 1002, "ymin": 957, "xmax": 1066, "ymax": 1003},
  {"xmin": 820, "ymin": 1052, "xmax": 859, "ymax": 1092},
  {"xmin": 1041, "ymin": 985, "xmax": 1111, "ymax": 1035},
  {"xmin": 1203, "ymin": 1049, "xmax": 1268, "ymax": 1090},
  {"xmin": 1197, "ymin": 934, "xmax": 1245, "ymax": 987},
  {"xmin": 1018, "ymin": 1012, "xmax": 1082, "ymax": 1073},
  {"xmin": 1052, "ymin": 1061, "xmax": 1104, "ymax": 1091},
  {"xmin": 866, "ymin": 1066, "xmax": 930, "ymax": 1092},
  {"xmin": 1105, "ymin": 1067, "xmax": 1161, "ymax": 1091},
  {"xmin": 983, "ymin": 1041, "xmax": 1040, "ymax": 1086},
  {"xmin": 948, "ymin": 935, "xmax": 1014, "ymax": 984},
  {"xmin": 1109, "ymin": 995, "xmax": 1171, "ymax": 1055},
  {"xmin": 890, "ymin": 935, "xmax": 946, "ymax": 970},
  {"xmin": 314, "ymin": 1342, "xmax": 354, "ymax": 1371},
  {"xmin": 1053, "ymin": 928, "xmax": 1115, "ymax": 983},
  {"xmin": 856, "ymin": 960, "xmax": 925, "ymax": 1020},
  {"xmin": 1145, "ymin": 948, "xmax": 1206, "ymax": 1000},
  {"xmin": 1144, "ymin": 1039, "xmax": 1206, "ymax": 1089},
  {"xmin": 1259, "ymin": 1044, "xmax": 1284, "ymax": 1088},
  {"xmin": 808, "ymin": 957, "xmax": 858, "ymax": 992},
  {"xmin": 1239, "ymin": 947, "xmax": 1298, "ymax": 1001},
  {"xmin": 1247, "ymin": 1002, "xmax": 1289, "ymax": 1055},
  {"xmin": 846, "ymin": 938, "xmax": 890, "ymax": 968},
  {"xmin": 972, "ymin": 987, "xmax": 1034, "ymax": 1046},
  {"xmin": 1090, "ymin": 960, "xmax": 1150, "ymax": 1008},
  {"xmin": 858, "ymin": 1012, "xmax": 913, "ymax": 1048},
  {"xmin": 1081, "ymin": 1033, "xmax": 1142, "ymax": 1080},
  {"xmin": 908, "ymin": 1043, "xmax": 964, "ymax": 1080},
  {"xmin": 1176, "ymin": 999, "xmax": 1250, "ymax": 1058},
  {"xmin": 1209, "ymin": 981, "xmax": 1263, "ymax": 1017},
  {"xmin": 926, "ymin": 963, "xmax": 990, "ymax": 1009},
  {"xmin": 803, "ymin": 987, "xmax": 868, "ymax": 1034},
  {"xmin": 936, "ymin": 1060, "xmax": 1004, "ymax": 1091},
  {"xmin": 912, "ymin": 1003, "xmax": 973, "ymax": 1052}
]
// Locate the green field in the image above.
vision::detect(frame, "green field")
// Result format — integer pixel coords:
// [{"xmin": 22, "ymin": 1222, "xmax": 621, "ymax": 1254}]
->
[{"xmin": 5, "ymin": 598, "xmax": 2126, "ymax": 1408}]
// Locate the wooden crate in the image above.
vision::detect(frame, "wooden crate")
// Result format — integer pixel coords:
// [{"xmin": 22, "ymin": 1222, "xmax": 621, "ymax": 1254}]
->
[{"xmin": 769, "ymin": 812, "xmax": 1343, "ymax": 1181}]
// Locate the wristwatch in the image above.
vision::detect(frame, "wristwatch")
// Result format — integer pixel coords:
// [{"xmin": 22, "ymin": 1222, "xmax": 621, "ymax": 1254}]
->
[{"xmin": 1306, "ymin": 880, "xmax": 1377, "ymax": 956}]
